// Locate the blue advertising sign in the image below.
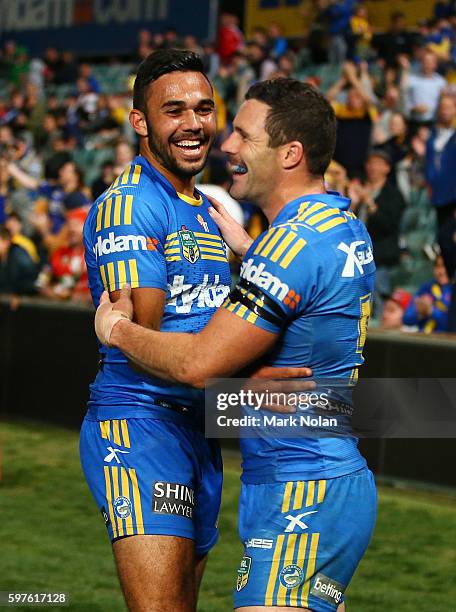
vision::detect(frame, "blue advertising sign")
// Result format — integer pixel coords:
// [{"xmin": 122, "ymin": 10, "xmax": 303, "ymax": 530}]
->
[{"xmin": 0, "ymin": 0, "xmax": 219, "ymax": 56}]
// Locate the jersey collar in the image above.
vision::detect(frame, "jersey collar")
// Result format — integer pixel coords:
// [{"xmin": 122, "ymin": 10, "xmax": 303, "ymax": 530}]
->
[
  {"xmin": 137, "ymin": 155, "xmax": 203, "ymax": 206},
  {"xmin": 273, "ymin": 191, "xmax": 351, "ymax": 226}
]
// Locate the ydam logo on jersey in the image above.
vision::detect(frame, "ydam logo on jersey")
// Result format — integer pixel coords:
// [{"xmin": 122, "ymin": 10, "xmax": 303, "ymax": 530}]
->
[
  {"xmin": 167, "ymin": 274, "xmax": 230, "ymax": 313},
  {"xmin": 337, "ymin": 241, "xmax": 373, "ymax": 277},
  {"xmin": 240, "ymin": 259, "xmax": 301, "ymax": 308},
  {"xmin": 93, "ymin": 232, "xmax": 158, "ymax": 257}
]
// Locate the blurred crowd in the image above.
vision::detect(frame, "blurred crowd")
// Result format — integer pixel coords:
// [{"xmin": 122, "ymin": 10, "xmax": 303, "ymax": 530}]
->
[{"xmin": 1, "ymin": 1, "xmax": 456, "ymax": 334}]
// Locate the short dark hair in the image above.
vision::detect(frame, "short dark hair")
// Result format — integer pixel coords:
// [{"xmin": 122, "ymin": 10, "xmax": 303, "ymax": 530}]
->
[
  {"xmin": 245, "ymin": 78, "xmax": 337, "ymax": 176},
  {"xmin": 133, "ymin": 49, "xmax": 209, "ymax": 113}
]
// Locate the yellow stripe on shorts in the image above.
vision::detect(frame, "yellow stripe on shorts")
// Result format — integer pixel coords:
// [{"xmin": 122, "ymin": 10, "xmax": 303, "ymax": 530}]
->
[
  {"xmin": 121, "ymin": 468, "xmax": 134, "ymax": 536},
  {"xmin": 282, "ymin": 481, "xmax": 293, "ymax": 513},
  {"xmin": 291, "ymin": 534, "xmax": 309, "ymax": 606},
  {"xmin": 111, "ymin": 466, "xmax": 123, "ymax": 537},
  {"xmin": 104, "ymin": 466, "xmax": 117, "ymax": 539},
  {"xmin": 301, "ymin": 533, "xmax": 320, "ymax": 607},
  {"xmin": 129, "ymin": 468, "xmax": 144, "ymax": 535},
  {"xmin": 121, "ymin": 420, "xmax": 130, "ymax": 448},
  {"xmin": 265, "ymin": 534, "xmax": 285, "ymax": 605},
  {"xmin": 112, "ymin": 420, "xmax": 121, "ymax": 446},
  {"xmin": 99, "ymin": 420, "xmax": 111, "ymax": 440},
  {"xmin": 293, "ymin": 481, "xmax": 305, "ymax": 510},
  {"xmin": 277, "ymin": 534, "xmax": 298, "ymax": 605}
]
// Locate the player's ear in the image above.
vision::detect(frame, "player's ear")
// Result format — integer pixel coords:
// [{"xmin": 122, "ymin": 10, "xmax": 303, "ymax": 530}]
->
[
  {"xmin": 280, "ymin": 141, "xmax": 304, "ymax": 170},
  {"xmin": 129, "ymin": 109, "xmax": 148, "ymax": 137}
]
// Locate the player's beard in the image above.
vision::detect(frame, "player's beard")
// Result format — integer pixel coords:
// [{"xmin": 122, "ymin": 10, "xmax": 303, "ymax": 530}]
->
[{"xmin": 146, "ymin": 118, "xmax": 211, "ymax": 179}]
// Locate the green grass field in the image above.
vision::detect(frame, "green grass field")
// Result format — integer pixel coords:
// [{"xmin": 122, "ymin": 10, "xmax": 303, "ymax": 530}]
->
[{"xmin": 1, "ymin": 420, "xmax": 455, "ymax": 612}]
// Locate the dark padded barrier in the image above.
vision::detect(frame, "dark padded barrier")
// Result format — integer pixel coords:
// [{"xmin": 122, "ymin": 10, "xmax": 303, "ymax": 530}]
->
[
  {"xmin": 1, "ymin": 299, "xmax": 456, "ymax": 485},
  {"xmin": 0, "ymin": 297, "xmax": 98, "ymax": 428}
]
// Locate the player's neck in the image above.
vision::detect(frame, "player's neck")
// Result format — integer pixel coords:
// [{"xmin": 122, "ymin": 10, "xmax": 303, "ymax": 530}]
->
[
  {"xmin": 262, "ymin": 175, "xmax": 326, "ymax": 224},
  {"xmin": 141, "ymin": 151, "xmax": 196, "ymax": 198}
]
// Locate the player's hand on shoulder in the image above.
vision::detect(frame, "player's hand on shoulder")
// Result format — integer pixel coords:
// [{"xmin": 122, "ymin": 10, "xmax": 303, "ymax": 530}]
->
[
  {"xmin": 95, "ymin": 285, "xmax": 133, "ymax": 346},
  {"xmin": 207, "ymin": 195, "xmax": 253, "ymax": 259}
]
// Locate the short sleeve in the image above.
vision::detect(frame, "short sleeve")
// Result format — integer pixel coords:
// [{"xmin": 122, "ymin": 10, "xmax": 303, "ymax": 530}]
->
[
  {"xmin": 87, "ymin": 191, "xmax": 169, "ymax": 293},
  {"xmin": 223, "ymin": 227, "xmax": 318, "ymax": 333}
]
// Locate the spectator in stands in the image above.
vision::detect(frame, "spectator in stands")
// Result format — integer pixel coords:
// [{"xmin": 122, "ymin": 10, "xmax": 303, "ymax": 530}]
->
[
  {"xmin": 350, "ymin": 149, "xmax": 406, "ymax": 313},
  {"xmin": 324, "ymin": 159, "xmax": 349, "ymax": 196},
  {"xmin": 0, "ymin": 157, "xmax": 9, "ymax": 223},
  {"xmin": 350, "ymin": 3, "xmax": 373, "ymax": 61},
  {"xmin": 422, "ymin": 18, "xmax": 452, "ymax": 64},
  {"xmin": 274, "ymin": 53, "xmax": 297, "ymax": 79},
  {"xmin": 427, "ymin": 95, "xmax": 456, "ymax": 332},
  {"xmin": 56, "ymin": 51, "xmax": 78, "ymax": 85},
  {"xmin": 396, "ymin": 125, "xmax": 430, "ymax": 203},
  {"xmin": 43, "ymin": 47, "xmax": 62, "ymax": 85},
  {"xmin": 78, "ymin": 62, "xmax": 101, "ymax": 94},
  {"xmin": 380, "ymin": 288, "xmax": 413, "ymax": 330},
  {"xmin": 201, "ymin": 41, "xmax": 220, "ymax": 81},
  {"xmin": 328, "ymin": 61, "xmax": 377, "ymax": 177},
  {"xmin": 323, "ymin": 0, "xmax": 356, "ymax": 64},
  {"xmin": 162, "ymin": 27, "xmax": 181, "ymax": 50},
  {"xmin": 375, "ymin": 11, "xmax": 413, "ymax": 68},
  {"xmin": 4, "ymin": 212, "xmax": 39, "ymax": 264},
  {"xmin": 36, "ymin": 208, "xmax": 89, "ymax": 302},
  {"xmin": 403, "ymin": 255, "xmax": 452, "ymax": 332},
  {"xmin": 91, "ymin": 161, "xmax": 115, "ymax": 199},
  {"xmin": 400, "ymin": 50, "xmax": 447, "ymax": 126},
  {"xmin": 76, "ymin": 77, "xmax": 99, "ymax": 120},
  {"xmin": 268, "ymin": 23, "xmax": 288, "ymax": 59},
  {"xmin": 6, "ymin": 132, "xmax": 42, "ymax": 225},
  {"xmin": 381, "ymin": 113, "xmax": 410, "ymax": 177},
  {"xmin": 426, "ymin": 94, "xmax": 456, "ymax": 238},
  {"xmin": 217, "ymin": 13, "xmax": 243, "ymax": 63},
  {"xmin": 373, "ymin": 87, "xmax": 403, "ymax": 143},
  {"xmin": 0, "ymin": 225, "xmax": 39, "ymax": 295},
  {"xmin": 113, "ymin": 140, "xmax": 135, "ymax": 177},
  {"xmin": 246, "ymin": 42, "xmax": 277, "ymax": 81},
  {"xmin": 183, "ymin": 35, "xmax": 203, "ymax": 58}
]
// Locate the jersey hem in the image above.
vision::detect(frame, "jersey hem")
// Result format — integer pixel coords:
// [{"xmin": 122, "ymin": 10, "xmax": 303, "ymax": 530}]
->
[{"xmin": 240, "ymin": 456, "xmax": 367, "ymax": 484}]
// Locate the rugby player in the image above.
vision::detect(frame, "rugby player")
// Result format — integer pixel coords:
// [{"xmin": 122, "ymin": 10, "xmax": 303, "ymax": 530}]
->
[
  {"xmin": 96, "ymin": 78, "xmax": 377, "ymax": 612},
  {"xmin": 81, "ymin": 50, "xmax": 308, "ymax": 612}
]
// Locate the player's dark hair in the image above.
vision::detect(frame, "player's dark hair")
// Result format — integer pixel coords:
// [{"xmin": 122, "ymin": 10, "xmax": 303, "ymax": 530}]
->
[
  {"xmin": 133, "ymin": 49, "xmax": 209, "ymax": 113},
  {"xmin": 245, "ymin": 78, "xmax": 337, "ymax": 177}
]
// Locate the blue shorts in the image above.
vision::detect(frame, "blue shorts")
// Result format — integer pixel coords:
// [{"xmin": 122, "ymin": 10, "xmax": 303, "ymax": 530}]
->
[
  {"xmin": 234, "ymin": 467, "xmax": 377, "ymax": 610},
  {"xmin": 80, "ymin": 415, "xmax": 222, "ymax": 556}
]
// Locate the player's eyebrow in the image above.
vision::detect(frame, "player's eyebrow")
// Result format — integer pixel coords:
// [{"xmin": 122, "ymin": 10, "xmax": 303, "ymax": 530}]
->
[{"xmin": 161, "ymin": 98, "xmax": 215, "ymax": 109}]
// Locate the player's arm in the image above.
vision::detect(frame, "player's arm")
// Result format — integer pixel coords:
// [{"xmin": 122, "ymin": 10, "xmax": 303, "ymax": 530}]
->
[
  {"xmin": 89, "ymin": 184, "xmax": 169, "ymax": 333},
  {"xmin": 96, "ymin": 233, "xmax": 314, "ymax": 388},
  {"xmin": 101, "ymin": 288, "xmax": 278, "ymax": 388},
  {"xmin": 110, "ymin": 287, "xmax": 165, "ymax": 330}
]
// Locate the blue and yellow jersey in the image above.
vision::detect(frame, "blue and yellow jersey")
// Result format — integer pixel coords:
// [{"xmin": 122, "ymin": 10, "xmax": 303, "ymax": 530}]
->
[
  {"xmin": 403, "ymin": 280, "xmax": 452, "ymax": 333},
  {"xmin": 84, "ymin": 155, "xmax": 231, "ymax": 420},
  {"xmin": 224, "ymin": 192, "xmax": 376, "ymax": 482}
]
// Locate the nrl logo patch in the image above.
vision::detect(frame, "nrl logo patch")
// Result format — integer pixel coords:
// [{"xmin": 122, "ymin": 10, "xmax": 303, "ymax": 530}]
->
[
  {"xmin": 236, "ymin": 555, "xmax": 252, "ymax": 591},
  {"xmin": 179, "ymin": 225, "xmax": 200, "ymax": 263}
]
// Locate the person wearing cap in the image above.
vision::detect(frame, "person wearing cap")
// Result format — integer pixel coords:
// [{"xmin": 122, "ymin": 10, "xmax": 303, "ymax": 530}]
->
[
  {"xmin": 381, "ymin": 288, "xmax": 413, "ymax": 330},
  {"xmin": 349, "ymin": 147, "xmax": 406, "ymax": 314},
  {"xmin": 403, "ymin": 254, "xmax": 452, "ymax": 333}
]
